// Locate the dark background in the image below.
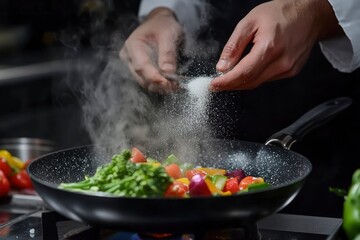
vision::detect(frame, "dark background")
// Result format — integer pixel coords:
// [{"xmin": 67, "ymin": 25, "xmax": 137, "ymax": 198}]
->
[{"xmin": 0, "ymin": 0, "xmax": 359, "ymax": 219}]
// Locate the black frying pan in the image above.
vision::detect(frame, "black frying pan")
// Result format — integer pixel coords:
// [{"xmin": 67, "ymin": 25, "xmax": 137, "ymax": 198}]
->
[{"xmin": 28, "ymin": 97, "xmax": 351, "ymax": 233}]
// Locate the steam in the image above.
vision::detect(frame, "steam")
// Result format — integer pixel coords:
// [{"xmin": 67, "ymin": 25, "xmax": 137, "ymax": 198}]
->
[{"xmin": 59, "ymin": 2, "xmax": 221, "ymax": 161}]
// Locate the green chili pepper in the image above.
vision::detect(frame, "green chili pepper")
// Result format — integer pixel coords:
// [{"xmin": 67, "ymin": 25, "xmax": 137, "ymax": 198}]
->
[{"xmin": 343, "ymin": 169, "xmax": 360, "ymax": 240}]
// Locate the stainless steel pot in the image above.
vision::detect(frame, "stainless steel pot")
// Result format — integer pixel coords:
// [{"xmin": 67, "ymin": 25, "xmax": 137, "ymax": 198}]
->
[{"xmin": 0, "ymin": 138, "xmax": 55, "ymax": 161}]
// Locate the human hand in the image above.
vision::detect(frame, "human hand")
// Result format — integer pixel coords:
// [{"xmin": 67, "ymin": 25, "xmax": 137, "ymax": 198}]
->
[
  {"xmin": 120, "ymin": 7, "xmax": 184, "ymax": 94},
  {"xmin": 210, "ymin": 0, "xmax": 343, "ymax": 91}
]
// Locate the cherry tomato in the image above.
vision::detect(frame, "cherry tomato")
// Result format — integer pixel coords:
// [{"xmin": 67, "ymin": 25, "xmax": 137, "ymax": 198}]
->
[
  {"xmin": 130, "ymin": 147, "xmax": 146, "ymax": 163},
  {"xmin": 0, "ymin": 157, "xmax": 12, "ymax": 177},
  {"xmin": 0, "ymin": 170, "xmax": 10, "ymax": 197},
  {"xmin": 165, "ymin": 163, "xmax": 182, "ymax": 179},
  {"xmin": 224, "ymin": 177, "xmax": 240, "ymax": 194},
  {"xmin": 9, "ymin": 170, "xmax": 33, "ymax": 189},
  {"xmin": 164, "ymin": 181, "xmax": 189, "ymax": 197}
]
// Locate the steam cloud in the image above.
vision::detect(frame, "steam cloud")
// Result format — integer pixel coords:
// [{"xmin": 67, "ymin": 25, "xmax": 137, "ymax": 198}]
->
[{"xmin": 60, "ymin": 1, "xmax": 221, "ymax": 162}]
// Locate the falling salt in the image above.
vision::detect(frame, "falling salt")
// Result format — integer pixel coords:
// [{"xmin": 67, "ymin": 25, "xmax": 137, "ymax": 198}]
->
[
  {"xmin": 187, "ymin": 77, "xmax": 212, "ymax": 99},
  {"xmin": 186, "ymin": 76, "xmax": 212, "ymax": 108},
  {"xmin": 182, "ymin": 76, "xmax": 213, "ymax": 130}
]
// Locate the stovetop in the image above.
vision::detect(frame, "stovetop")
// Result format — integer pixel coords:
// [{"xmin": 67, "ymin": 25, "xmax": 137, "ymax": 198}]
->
[{"xmin": 0, "ymin": 194, "xmax": 345, "ymax": 240}]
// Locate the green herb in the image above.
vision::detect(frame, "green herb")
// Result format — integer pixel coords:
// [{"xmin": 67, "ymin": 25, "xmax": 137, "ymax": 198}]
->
[{"xmin": 59, "ymin": 149, "xmax": 172, "ymax": 197}]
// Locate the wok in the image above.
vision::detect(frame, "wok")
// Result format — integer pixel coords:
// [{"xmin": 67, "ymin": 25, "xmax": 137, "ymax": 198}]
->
[{"xmin": 28, "ymin": 97, "xmax": 351, "ymax": 232}]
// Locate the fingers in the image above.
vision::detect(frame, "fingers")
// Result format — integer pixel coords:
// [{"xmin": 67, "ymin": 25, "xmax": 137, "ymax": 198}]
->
[
  {"xmin": 120, "ymin": 41, "xmax": 174, "ymax": 94},
  {"xmin": 157, "ymin": 32, "xmax": 179, "ymax": 74},
  {"xmin": 210, "ymin": 47, "xmax": 308, "ymax": 91},
  {"xmin": 216, "ymin": 19, "xmax": 256, "ymax": 73},
  {"xmin": 211, "ymin": 37, "xmax": 280, "ymax": 91}
]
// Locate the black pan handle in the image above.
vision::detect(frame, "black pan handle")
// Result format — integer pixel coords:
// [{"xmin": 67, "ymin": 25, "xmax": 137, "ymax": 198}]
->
[{"xmin": 265, "ymin": 97, "xmax": 352, "ymax": 150}]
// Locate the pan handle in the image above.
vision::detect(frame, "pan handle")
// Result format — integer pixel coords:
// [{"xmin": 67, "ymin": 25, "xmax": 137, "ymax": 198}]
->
[{"xmin": 265, "ymin": 97, "xmax": 352, "ymax": 150}]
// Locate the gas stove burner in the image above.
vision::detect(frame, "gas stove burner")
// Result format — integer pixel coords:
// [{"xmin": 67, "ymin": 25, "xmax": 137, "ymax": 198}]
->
[
  {"xmin": 133, "ymin": 233, "xmax": 188, "ymax": 240},
  {"xmin": 0, "ymin": 206, "xmax": 345, "ymax": 240},
  {"xmin": 132, "ymin": 226, "xmax": 260, "ymax": 240},
  {"xmin": 41, "ymin": 211, "xmax": 261, "ymax": 240}
]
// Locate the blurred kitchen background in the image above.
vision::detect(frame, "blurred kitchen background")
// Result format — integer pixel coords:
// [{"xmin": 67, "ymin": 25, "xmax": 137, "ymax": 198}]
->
[{"xmin": 0, "ymin": 0, "xmax": 140, "ymax": 148}]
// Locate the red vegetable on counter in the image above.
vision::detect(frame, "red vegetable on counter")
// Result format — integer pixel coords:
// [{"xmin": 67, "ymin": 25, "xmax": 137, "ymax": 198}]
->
[
  {"xmin": 0, "ymin": 170, "xmax": 10, "ymax": 197},
  {"xmin": 9, "ymin": 169, "xmax": 33, "ymax": 189}
]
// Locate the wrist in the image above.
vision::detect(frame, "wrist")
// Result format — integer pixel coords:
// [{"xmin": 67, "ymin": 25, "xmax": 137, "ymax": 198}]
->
[
  {"xmin": 146, "ymin": 7, "xmax": 178, "ymax": 21},
  {"xmin": 313, "ymin": 0, "xmax": 344, "ymax": 40}
]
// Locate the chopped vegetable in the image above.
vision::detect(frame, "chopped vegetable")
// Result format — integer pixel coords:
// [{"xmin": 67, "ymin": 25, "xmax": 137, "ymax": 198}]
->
[
  {"xmin": 247, "ymin": 182, "xmax": 270, "ymax": 191},
  {"xmin": 211, "ymin": 175, "xmax": 228, "ymax": 191},
  {"xmin": 164, "ymin": 181, "xmax": 188, "ymax": 197},
  {"xmin": 204, "ymin": 177, "xmax": 231, "ymax": 196},
  {"xmin": 60, "ymin": 150, "xmax": 172, "ymax": 197},
  {"xmin": 59, "ymin": 148, "xmax": 270, "ymax": 198},
  {"xmin": 189, "ymin": 174, "xmax": 212, "ymax": 197},
  {"xmin": 224, "ymin": 177, "xmax": 240, "ymax": 194},
  {"xmin": 164, "ymin": 163, "xmax": 182, "ymax": 179},
  {"xmin": 130, "ymin": 147, "xmax": 146, "ymax": 163},
  {"xmin": 196, "ymin": 167, "xmax": 226, "ymax": 176},
  {"xmin": 239, "ymin": 176, "xmax": 264, "ymax": 191},
  {"xmin": 225, "ymin": 169, "xmax": 246, "ymax": 181},
  {"xmin": 185, "ymin": 169, "xmax": 207, "ymax": 181}
]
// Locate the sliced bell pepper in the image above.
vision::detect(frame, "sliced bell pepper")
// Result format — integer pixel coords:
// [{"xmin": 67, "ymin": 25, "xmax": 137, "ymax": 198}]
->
[
  {"xmin": 211, "ymin": 175, "xmax": 228, "ymax": 191},
  {"xmin": 176, "ymin": 177, "xmax": 190, "ymax": 186},
  {"xmin": 0, "ymin": 150, "xmax": 25, "ymax": 170},
  {"xmin": 196, "ymin": 167, "xmax": 226, "ymax": 176},
  {"xmin": 239, "ymin": 176, "xmax": 264, "ymax": 190},
  {"xmin": 247, "ymin": 182, "xmax": 270, "ymax": 191},
  {"xmin": 205, "ymin": 178, "xmax": 231, "ymax": 196}
]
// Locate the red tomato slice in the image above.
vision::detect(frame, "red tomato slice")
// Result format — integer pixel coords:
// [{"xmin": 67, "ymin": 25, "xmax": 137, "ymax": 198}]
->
[
  {"xmin": 0, "ymin": 157, "xmax": 12, "ymax": 177},
  {"xmin": 0, "ymin": 170, "xmax": 10, "ymax": 197},
  {"xmin": 164, "ymin": 181, "xmax": 189, "ymax": 197},
  {"xmin": 165, "ymin": 163, "xmax": 182, "ymax": 179},
  {"xmin": 185, "ymin": 169, "xmax": 207, "ymax": 181},
  {"xmin": 224, "ymin": 177, "xmax": 239, "ymax": 194},
  {"xmin": 9, "ymin": 170, "xmax": 33, "ymax": 189},
  {"xmin": 130, "ymin": 147, "xmax": 146, "ymax": 163}
]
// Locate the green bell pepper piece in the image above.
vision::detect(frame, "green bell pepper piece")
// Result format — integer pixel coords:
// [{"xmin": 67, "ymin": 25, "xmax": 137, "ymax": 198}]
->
[
  {"xmin": 211, "ymin": 175, "xmax": 228, "ymax": 191},
  {"xmin": 247, "ymin": 182, "xmax": 270, "ymax": 191}
]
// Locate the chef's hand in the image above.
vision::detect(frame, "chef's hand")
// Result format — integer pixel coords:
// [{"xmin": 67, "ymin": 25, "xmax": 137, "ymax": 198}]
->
[
  {"xmin": 210, "ymin": 0, "xmax": 343, "ymax": 91},
  {"xmin": 120, "ymin": 7, "xmax": 184, "ymax": 94}
]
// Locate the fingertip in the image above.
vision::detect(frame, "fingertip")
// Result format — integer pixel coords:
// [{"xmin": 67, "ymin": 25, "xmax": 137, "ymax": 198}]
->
[
  {"xmin": 216, "ymin": 59, "xmax": 231, "ymax": 72},
  {"xmin": 160, "ymin": 62, "xmax": 176, "ymax": 73},
  {"xmin": 209, "ymin": 78, "xmax": 221, "ymax": 92}
]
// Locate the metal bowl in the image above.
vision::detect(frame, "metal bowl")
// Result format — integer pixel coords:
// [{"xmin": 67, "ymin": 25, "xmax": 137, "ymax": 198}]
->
[{"xmin": 0, "ymin": 138, "xmax": 56, "ymax": 161}]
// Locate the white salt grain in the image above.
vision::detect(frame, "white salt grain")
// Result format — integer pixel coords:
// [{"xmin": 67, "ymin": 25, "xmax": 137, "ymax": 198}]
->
[
  {"xmin": 187, "ymin": 76, "xmax": 212, "ymax": 99},
  {"xmin": 183, "ymin": 76, "xmax": 213, "ymax": 130},
  {"xmin": 186, "ymin": 76, "xmax": 212, "ymax": 111}
]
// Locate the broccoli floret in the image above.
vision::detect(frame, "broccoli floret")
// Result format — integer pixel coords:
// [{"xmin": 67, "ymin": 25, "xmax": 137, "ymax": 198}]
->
[{"xmin": 59, "ymin": 149, "xmax": 172, "ymax": 197}]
